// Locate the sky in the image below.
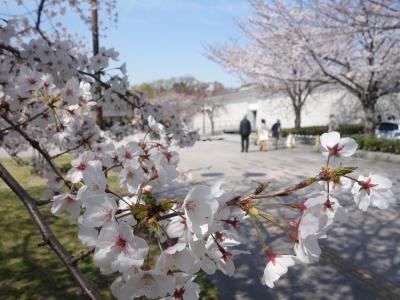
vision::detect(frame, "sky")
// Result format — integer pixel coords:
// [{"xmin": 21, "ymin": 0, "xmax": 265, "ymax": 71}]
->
[{"xmin": 1, "ymin": 0, "xmax": 253, "ymax": 87}]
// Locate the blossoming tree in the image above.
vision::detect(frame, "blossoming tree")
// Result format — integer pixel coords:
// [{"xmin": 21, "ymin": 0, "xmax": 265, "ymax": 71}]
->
[
  {"xmin": 206, "ymin": 0, "xmax": 326, "ymax": 129},
  {"xmin": 0, "ymin": 1, "xmax": 397, "ymax": 300},
  {"xmin": 257, "ymin": 0, "xmax": 400, "ymax": 134}
]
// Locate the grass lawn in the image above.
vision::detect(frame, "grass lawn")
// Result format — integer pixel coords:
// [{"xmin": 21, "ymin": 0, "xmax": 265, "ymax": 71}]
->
[{"xmin": 0, "ymin": 157, "xmax": 219, "ymax": 300}]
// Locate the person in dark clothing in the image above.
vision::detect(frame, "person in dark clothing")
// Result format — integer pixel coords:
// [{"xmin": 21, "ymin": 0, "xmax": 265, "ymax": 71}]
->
[
  {"xmin": 271, "ymin": 119, "xmax": 281, "ymax": 149},
  {"xmin": 239, "ymin": 115, "xmax": 252, "ymax": 152}
]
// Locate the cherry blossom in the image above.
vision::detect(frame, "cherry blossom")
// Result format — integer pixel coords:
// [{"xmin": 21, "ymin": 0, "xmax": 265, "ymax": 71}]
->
[
  {"xmin": 67, "ymin": 151, "xmax": 96, "ymax": 183},
  {"xmin": 165, "ymin": 215, "xmax": 187, "ymax": 239},
  {"xmin": 155, "ymin": 242, "xmax": 200, "ymax": 275},
  {"xmin": 304, "ymin": 192, "xmax": 348, "ymax": 233},
  {"xmin": 262, "ymin": 251, "xmax": 296, "ymax": 288},
  {"xmin": 162, "ymin": 273, "xmax": 200, "ymax": 300},
  {"xmin": 320, "ymin": 132, "xmax": 358, "ymax": 162},
  {"xmin": 61, "ymin": 77, "xmax": 81, "ymax": 105},
  {"xmin": 94, "ymin": 222, "xmax": 148, "ymax": 274},
  {"xmin": 46, "ymin": 171, "xmax": 64, "ymax": 190},
  {"xmin": 50, "ymin": 193, "xmax": 81, "ymax": 219},
  {"xmin": 113, "ymin": 269, "xmax": 175, "ymax": 299},
  {"xmin": 79, "ymin": 194, "xmax": 117, "ymax": 228},
  {"xmin": 183, "ymin": 185, "xmax": 219, "ymax": 239},
  {"xmin": 78, "ymin": 225, "xmax": 99, "ymax": 247},
  {"xmin": 81, "ymin": 160, "xmax": 108, "ymax": 195},
  {"xmin": 117, "ymin": 141, "xmax": 143, "ymax": 164},
  {"xmin": 119, "ymin": 160, "xmax": 147, "ymax": 193},
  {"xmin": 150, "ymin": 148, "xmax": 180, "ymax": 185},
  {"xmin": 351, "ymin": 175, "xmax": 395, "ymax": 211},
  {"xmin": 294, "ymin": 234, "xmax": 322, "ymax": 264}
]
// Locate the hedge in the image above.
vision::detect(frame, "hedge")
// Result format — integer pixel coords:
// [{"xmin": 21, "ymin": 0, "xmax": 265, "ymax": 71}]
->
[
  {"xmin": 281, "ymin": 124, "xmax": 364, "ymax": 137},
  {"xmin": 351, "ymin": 135, "xmax": 400, "ymax": 154},
  {"xmin": 280, "ymin": 124, "xmax": 400, "ymax": 154}
]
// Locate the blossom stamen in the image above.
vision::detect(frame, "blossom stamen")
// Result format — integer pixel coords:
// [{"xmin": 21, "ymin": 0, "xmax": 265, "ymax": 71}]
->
[{"xmin": 359, "ymin": 178, "xmax": 378, "ymax": 196}]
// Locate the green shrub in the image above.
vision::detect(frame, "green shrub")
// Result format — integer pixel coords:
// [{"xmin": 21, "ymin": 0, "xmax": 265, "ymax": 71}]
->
[
  {"xmin": 281, "ymin": 125, "xmax": 400, "ymax": 154},
  {"xmin": 281, "ymin": 124, "xmax": 364, "ymax": 137},
  {"xmin": 340, "ymin": 124, "xmax": 365, "ymax": 136},
  {"xmin": 351, "ymin": 135, "xmax": 400, "ymax": 154}
]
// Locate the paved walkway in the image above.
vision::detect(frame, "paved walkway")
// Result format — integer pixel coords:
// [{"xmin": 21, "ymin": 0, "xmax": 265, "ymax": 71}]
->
[{"xmin": 178, "ymin": 138, "xmax": 400, "ymax": 300}]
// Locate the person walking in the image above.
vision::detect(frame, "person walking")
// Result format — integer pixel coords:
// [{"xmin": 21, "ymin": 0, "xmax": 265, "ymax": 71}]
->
[
  {"xmin": 239, "ymin": 115, "xmax": 251, "ymax": 152},
  {"xmin": 271, "ymin": 119, "xmax": 281, "ymax": 149},
  {"xmin": 258, "ymin": 119, "xmax": 269, "ymax": 151},
  {"xmin": 328, "ymin": 114, "xmax": 339, "ymax": 132}
]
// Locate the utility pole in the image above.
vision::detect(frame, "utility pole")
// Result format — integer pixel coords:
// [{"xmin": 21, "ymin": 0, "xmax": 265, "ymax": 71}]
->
[{"xmin": 91, "ymin": 0, "xmax": 104, "ymax": 129}]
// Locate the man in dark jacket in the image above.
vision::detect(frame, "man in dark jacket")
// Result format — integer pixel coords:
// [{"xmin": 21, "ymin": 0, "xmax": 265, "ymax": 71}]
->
[
  {"xmin": 271, "ymin": 119, "xmax": 281, "ymax": 149},
  {"xmin": 239, "ymin": 115, "xmax": 251, "ymax": 152}
]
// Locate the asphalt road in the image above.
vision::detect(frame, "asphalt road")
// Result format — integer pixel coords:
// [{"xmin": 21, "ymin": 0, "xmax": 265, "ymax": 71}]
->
[{"xmin": 178, "ymin": 138, "xmax": 400, "ymax": 300}]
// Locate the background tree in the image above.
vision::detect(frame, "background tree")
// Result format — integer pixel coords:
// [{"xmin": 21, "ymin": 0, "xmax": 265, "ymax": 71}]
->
[
  {"xmin": 267, "ymin": 0, "xmax": 400, "ymax": 135},
  {"xmin": 206, "ymin": 0, "xmax": 325, "ymax": 128},
  {"xmin": 132, "ymin": 76, "xmax": 232, "ymax": 133},
  {"xmin": 203, "ymin": 102, "xmax": 226, "ymax": 135}
]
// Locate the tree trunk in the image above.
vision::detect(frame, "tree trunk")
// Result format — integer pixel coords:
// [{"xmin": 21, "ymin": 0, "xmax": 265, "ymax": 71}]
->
[
  {"xmin": 294, "ymin": 106, "xmax": 301, "ymax": 128},
  {"xmin": 362, "ymin": 102, "xmax": 376, "ymax": 136},
  {"xmin": 91, "ymin": 0, "xmax": 104, "ymax": 129},
  {"xmin": 206, "ymin": 111, "xmax": 215, "ymax": 135}
]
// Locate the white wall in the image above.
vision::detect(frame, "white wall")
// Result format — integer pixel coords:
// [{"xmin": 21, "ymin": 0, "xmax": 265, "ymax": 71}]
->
[
  {"xmin": 191, "ymin": 91, "xmax": 261, "ymax": 134},
  {"xmin": 255, "ymin": 89, "xmax": 363, "ymax": 129},
  {"xmin": 190, "ymin": 88, "xmax": 397, "ymax": 134}
]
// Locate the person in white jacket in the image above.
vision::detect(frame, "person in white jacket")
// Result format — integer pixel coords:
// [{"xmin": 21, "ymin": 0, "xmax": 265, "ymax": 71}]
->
[{"xmin": 258, "ymin": 119, "xmax": 269, "ymax": 151}]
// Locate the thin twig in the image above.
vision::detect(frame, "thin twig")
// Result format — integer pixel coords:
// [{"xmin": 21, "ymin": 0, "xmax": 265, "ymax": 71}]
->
[
  {"xmin": 157, "ymin": 211, "xmax": 184, "ymax": 221},
  {"xmin": 250, "ymin": 176, "xmax": 320, "ymax": 200},
  {"xmin": 35, "ymin": 199, "xmax": 51, "ymax": 206},
  {"xmin": 0, "ymin": 109, "xmax": 50, "ymax": 134},
  {"xmin": 68, "ymin": 247, "xmax": 96, "ymax": 265},
  {"xmin": 51, "ymin": 135, "xmax": 93, "ymax": 159}
]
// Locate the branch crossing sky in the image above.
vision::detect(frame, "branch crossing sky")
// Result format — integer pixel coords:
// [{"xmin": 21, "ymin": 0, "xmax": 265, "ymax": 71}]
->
[{"xmin": 1, "ymin": 0, "xmax": 252, "ymax": 87}]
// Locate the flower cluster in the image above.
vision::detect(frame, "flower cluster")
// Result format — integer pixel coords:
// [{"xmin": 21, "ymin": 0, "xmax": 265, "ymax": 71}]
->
[
  {"xmin": 61, "ymin": 140, "xmax": 245, "ymax": 299},
  {"xmin": 258, "ymin": 132, "xmax": 395, "ymax": 288},
  {"xmin": 0, "ymin": 21, "xmax": 198, "ymax": 163},
  {"xmin": 45, "ymin": 130, "xmax": 395, "ymax": 299}
]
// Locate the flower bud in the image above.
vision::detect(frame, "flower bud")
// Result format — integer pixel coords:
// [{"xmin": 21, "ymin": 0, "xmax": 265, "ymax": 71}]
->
[
  {"xmin": 142, "ymin": 185, "xmax": 153, "ymax": 193},
  {"xmin": 159, "ymin": 200, "xmax": 174, "ymax": 211},
  {"xmin": 254, "ymin": 182, "xmax": 270, "ymax": 195},
  {"xmin": 335, "ymin": 166, "xmax": 357, "ymax": 176},
  {"xmin": 248, "ymin": 207, "xmax": 260, "ymax": 217}
]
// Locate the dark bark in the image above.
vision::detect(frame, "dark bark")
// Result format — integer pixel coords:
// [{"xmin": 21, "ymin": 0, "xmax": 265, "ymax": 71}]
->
[
  {"xmin": 210, "ymin": 117, "xmax": 215, "ymax": 135},
  {"xmin": 91, "ymin": 0, "xmax": 104, "ymax": 129},
  {"xmin": 206, "ymin": 109, "xmax": 216, "ymax": 135},
  {"xmin": 294, "ymin": 105, "xmax": 302, "ymax": 128},
  {"xmin": 362, "ymin": 101, "xmax": 377, "ymax": 135}
]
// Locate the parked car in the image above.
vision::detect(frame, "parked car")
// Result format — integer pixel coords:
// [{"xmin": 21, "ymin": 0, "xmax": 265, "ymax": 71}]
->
[{"xmin": 375, "ymin": 121, "xmax": 400, "ymax": 140}]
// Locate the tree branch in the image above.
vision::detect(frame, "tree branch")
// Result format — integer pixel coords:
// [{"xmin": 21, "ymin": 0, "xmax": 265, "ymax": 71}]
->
[
  {"xmin": 35, "ymin": 0, "xmax": 51, "ymax": 45},
  {"xmin": 2, "ymin": 115, "xmax": 70, "ymax": 188},
  {"xmin": 0, "ymin": 43, "xmax": 21, "ymax": 58},
  {"xmin": 0, "ymin": 109, "xmax": 49, "ymax": 134},
  {"xmin": 0, "ymin": 163, "xmax": 101, "ymax": 300}
]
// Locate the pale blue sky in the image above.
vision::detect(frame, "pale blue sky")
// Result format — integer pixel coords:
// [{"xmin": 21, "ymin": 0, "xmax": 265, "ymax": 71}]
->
[{"xmin": 1, "ymin": 0, "xmax": 252, "ymax": 87}]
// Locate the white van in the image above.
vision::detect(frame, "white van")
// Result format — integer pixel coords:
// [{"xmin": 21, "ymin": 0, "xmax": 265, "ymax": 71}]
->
[{"xmin": 375, "ymin": 121, "xmax": 400, "ymax": 140}]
